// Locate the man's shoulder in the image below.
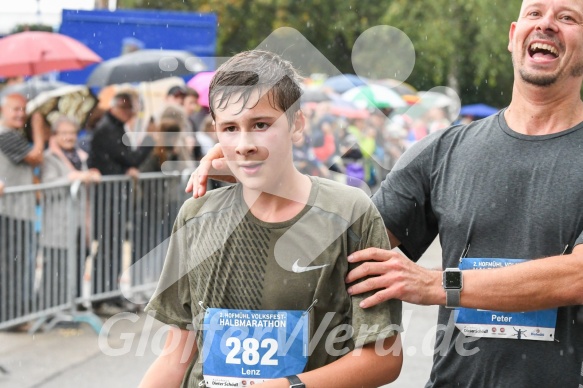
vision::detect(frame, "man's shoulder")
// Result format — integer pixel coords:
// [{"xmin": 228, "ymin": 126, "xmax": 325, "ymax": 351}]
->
[
  {"xmin": 393, "ymin": 114, "xmax": 501, "ymax": 171},
  {"xmin": 94, "ymin": 113, "xmax": 121, "ymax": 132},
  {"xmin": 0, "ymin": 127, "xmax": 26, "ymax": 142}
]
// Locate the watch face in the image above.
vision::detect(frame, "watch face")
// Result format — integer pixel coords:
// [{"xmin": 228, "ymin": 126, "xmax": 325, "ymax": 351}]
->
[{"xmin": 444, "ymin": 271, "xmax": 462, "ymax": 289}]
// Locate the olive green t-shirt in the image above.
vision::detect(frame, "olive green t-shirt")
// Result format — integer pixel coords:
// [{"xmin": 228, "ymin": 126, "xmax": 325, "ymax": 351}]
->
[{"xmin": 146, "ymin": 176, "xmax": 402, "ymax": 388}]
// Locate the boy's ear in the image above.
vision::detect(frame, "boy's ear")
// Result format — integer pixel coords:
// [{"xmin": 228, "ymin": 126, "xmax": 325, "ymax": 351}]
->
[{"xmin": 291, "ymin": 110, "xmax": 306, "ymax": 143}]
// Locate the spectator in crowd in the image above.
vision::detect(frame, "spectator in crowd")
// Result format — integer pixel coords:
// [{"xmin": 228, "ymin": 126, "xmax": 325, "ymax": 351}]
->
[
  {"xmin": 183, "ymin": 87, "xmax": 200, "ymax": 119},
  {"xmin": 77, "ymin": 105, "xmax": 106, "ymax": 154},
  {"xmin": 425, "ymin": 107, "xmax": 450, "ymax": 134},
  {"xmin": 188, "ymin": 89, "xmax": 211, "ymax": 135},
  {"xmin": 293, "ymin": 131, "xmax": 329, "ymax": 177},
  {"xmin": 140, "ymin": 118, "xmax": 182, "ymax": 173},
  {"xmin": 0, "ymin": 93, "xmax": 44, "ymax": 321},
  {"xmin": 40, "ymin": 116, "xmax": 101, "ymax": 306},
  {"xmin": 89, "ymin": 92, "xmax": 153, "ymax": 176},
  {"xmin": 165, "ymin": 85, "xmax": 186, "ymax": 107},
  {"xmin": 157, "ymin": 86, "xmax": 196, "ymax": 169},
  {"xmin": 88, "ymin": 92, "xmax": 153, "ymax": 304},
  {"xmin": 193, "ymin": 115, "xmax": 217, "ymax": 161},
  {"xmin": 380, "ymin": 122, "xmax": 407, "ymax": 171},
  {"xmin": 159, "ymin": 86, "xmax": 191, "ymax": 129},
  {"xmin": 312, "ymin": 116, "xmax": 337, "ymax": 165},
  {"xmin": 42, "ymin": 116, "xmax": 101, "ymax": 184},
  {"xmin": 183, "ymin": 87, "xmax": 213, "ymax": 161},
  {"xmin": 0, "ymin": 179, "xmax": 4, "ymax": 196},
  {"xmin": 336, "ymin": 123, "xmax": 365, "ymax": 187}
]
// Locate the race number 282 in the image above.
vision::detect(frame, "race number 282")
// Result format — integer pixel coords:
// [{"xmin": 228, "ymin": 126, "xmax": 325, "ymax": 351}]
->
[{"xmin": 225, "ymin": 337, "xmax": 279, "ymax": 366}]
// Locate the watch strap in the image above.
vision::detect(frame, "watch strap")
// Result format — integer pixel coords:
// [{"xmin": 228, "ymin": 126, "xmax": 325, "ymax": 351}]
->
[
  {"xmin": 445, "ymin": 289, "xmax": 461, "ymax": 308},
  {"xmin": 285, "ymin": 375, "xmax": 305, "ymax": 388}
]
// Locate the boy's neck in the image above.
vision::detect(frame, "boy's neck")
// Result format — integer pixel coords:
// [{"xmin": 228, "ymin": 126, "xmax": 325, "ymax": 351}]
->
[{"xmin": 243, "ymin": 172, "xmax": 313, "ymax": 223}]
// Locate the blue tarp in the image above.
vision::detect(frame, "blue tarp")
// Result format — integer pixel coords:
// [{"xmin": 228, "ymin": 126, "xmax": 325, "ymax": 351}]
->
[
  {"xmin": 460, "ymin": 103, "xmax": 499, "ymax": 118},
  {"xmin": 58, "ymin": 9, "xmax": 217, "ymax": 85}
]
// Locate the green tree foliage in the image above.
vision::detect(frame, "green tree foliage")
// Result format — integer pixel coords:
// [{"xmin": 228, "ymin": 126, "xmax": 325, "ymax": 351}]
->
[
  {"xmin": 119, "ymin": 0, "xmax": 523, "ymax": 106},
  {"xmin": 382, "ymin": 0, "xmax": 523, "ymax": 106},
  {"xmin": 119, "ymin": 0, "xmax": 387, "ymax": 74},
  {"xmin": 12, "ymin": 24, "xmax": 53, "ymax": 33}
]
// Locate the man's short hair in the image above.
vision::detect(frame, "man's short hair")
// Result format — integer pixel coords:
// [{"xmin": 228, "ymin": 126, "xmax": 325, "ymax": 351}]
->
[
  {"xmin": 184, "ymin": 87, "xmax": 199, "ymax": 99},
  {"xmin": 51, "ymin": 115, "xmax": 79, "ymax": 134},
  {"xmin": 167, "ymin": 85, "xmax": 186, "ymax": 97},
  {"xmin": 209, "ymin": 50, "xmax": 303, "ymax": 127},
  {"xmin": 0, "ymin": 92, "xmax": 27, "ymax": 108},
  {"xmin": 110, "ymin": 92, "xmax": 134, "ymax": 108}
]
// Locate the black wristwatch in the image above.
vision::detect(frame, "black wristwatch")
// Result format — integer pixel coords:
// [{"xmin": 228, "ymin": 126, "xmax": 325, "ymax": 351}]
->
[
  {"xmin": 442, "ymin": 268, "xmax": 463, "ymax": 308},
  {"xmin": 285, "ymin": 375, "xmax": 305, "ymax": 388}
]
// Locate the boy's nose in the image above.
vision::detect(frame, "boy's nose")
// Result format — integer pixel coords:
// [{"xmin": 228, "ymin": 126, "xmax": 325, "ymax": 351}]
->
[{"xmin": 235, "ymin": 132, "xmax": 258, "ymax": 156}]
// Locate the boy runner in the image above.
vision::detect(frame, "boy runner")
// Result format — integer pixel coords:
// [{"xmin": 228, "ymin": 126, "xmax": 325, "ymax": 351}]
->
[{"xmin": 141, "ymin": 50, "xmax": 402, "ymax": 388}]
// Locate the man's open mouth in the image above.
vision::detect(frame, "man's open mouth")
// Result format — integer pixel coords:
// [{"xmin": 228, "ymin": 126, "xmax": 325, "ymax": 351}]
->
[{"xmin": 528, "ymin": 42, "xmax": 559, "ymax": 60}]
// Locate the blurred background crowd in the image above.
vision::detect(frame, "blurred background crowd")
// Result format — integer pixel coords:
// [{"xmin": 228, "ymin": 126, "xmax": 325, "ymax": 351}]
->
[
  {"xmin": 0, "ymin": 66, "xmax": 497, "ymax": 195},
  {"xmin": 0, "ymin": 2, "xmax": 513, "ymax": 329}
]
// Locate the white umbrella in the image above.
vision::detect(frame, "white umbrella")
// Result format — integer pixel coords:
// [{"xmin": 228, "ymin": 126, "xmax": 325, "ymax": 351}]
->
[{"xmin": 341, "ymin": 84, "xmax": 406, "ymax": 110}]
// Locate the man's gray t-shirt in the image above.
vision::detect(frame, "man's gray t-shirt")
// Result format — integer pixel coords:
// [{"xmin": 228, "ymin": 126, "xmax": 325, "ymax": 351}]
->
[{"xmin": 373, "ymin": 110, "xmax": 583, "ymax": 387}]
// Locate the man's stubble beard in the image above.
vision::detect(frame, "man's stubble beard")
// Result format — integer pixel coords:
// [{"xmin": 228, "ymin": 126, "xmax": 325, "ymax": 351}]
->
[{"xmin": 513, "ymin": 53, "xmax": 583, "ymax": 87}]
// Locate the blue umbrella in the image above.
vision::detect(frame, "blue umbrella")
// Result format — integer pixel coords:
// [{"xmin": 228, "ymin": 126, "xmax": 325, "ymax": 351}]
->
[
  {"xmin": 460, "ymin": 103, "xmax": 498, "ymax": 118},
  {"xmin": 323, "ymin": 74, "xmax": 367, "ymax": 93}
]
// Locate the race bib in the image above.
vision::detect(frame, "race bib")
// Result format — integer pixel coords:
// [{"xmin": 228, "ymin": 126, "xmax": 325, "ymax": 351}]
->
[
  {"xmin": 202, "ymin": 308, "xmax": 309, "ymax": 387},
  {"xmin": 455, "ymin": 258, "xmax": 558, "ymax": 341}
]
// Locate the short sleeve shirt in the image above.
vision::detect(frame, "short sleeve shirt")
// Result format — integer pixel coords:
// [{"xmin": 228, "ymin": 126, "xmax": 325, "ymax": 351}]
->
[{"xmin": 146, "ymin": 177, "xmax": 402, "ymax": 388}]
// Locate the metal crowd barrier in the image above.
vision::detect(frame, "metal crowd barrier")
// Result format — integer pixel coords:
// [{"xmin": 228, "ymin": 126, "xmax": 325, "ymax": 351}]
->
[{"xmin": 0, "ymin": 172, "xmax": 188, "ymax": 333}]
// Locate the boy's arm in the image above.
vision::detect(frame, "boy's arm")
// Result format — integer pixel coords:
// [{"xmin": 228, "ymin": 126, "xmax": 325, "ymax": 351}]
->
[
  {"xmin": 139, "ymin": 327, "xmax": 197, "ymax": 388},
  {"xmin": 256, "ymin": 335, "xmax": 402, "ymax": 388}
]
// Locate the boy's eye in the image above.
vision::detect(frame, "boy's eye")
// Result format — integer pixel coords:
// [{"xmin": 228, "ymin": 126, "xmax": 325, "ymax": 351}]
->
[
  {"xmin": 254, "ymin": 122, "xmax": 270, "ymax": 131},
  {"xmin": 224, "ymin": 126, "xmax": 237, "ymax": 132}
]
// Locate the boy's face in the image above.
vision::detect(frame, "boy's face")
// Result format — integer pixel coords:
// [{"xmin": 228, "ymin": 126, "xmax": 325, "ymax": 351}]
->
[{"xmin": 213, "ymin": 90, "xmax": 304, "ymax": 193}]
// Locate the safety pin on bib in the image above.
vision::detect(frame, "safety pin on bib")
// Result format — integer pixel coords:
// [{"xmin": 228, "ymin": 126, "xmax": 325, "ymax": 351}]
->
[{"xmin": 303, "ymin": 299, "xmax": 318, "ymax": 316}]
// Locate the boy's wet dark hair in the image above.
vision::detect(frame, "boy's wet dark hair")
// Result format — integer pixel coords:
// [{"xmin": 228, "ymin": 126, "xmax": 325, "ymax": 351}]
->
[{"xmin": 209, "ymin": 50, "xmax": 303, "ymax": 127}]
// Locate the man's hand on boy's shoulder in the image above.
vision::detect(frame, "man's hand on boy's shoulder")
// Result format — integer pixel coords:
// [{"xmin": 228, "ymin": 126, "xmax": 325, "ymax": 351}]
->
[
  {"xmin": 185, "ymin": 143, "xmax": 237, "ymax": 198},
  {"xmin": 346, "ymin": 247, "xmax": 443, "ymax": 308}
]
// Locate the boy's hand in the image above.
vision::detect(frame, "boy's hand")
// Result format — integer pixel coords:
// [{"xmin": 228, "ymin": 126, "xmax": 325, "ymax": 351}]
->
[{"xmin": 185, "ymin": 144, "xmax": 236, "ymax": 198}]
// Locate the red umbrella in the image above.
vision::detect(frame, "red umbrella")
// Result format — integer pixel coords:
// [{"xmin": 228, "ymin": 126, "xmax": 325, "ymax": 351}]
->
[
  {"xmin": 187, "ymin": 71, "xmax": 215, "ymax": 108},
  {"xmin": 0, "ymin": 31, "xmax": 102, "ymax": 77}
]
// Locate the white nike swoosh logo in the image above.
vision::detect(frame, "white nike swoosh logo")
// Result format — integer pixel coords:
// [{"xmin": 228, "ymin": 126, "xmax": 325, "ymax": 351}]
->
[{"xmin": 291, "ymin": 259, "xmax": 329, "ymax": 273}]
